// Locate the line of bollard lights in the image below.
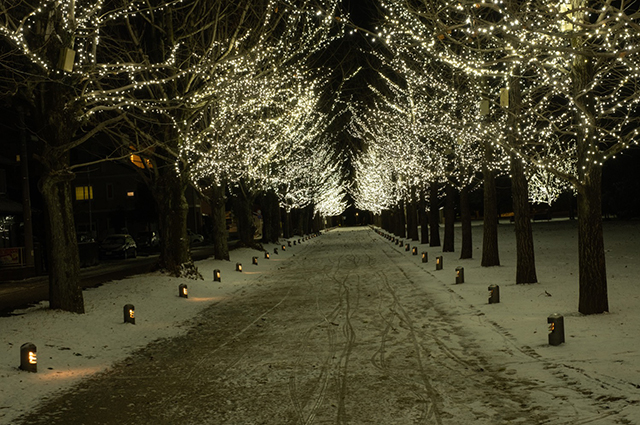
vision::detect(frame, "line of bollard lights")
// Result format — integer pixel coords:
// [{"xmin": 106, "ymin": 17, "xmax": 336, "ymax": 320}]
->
[
  {"xmin": 373, "ymin": 227, "xmax": 565, "ymax": 348},
  {"xmin": 18, "ymin": 231, "xmax": 324, "ymax": 373}
]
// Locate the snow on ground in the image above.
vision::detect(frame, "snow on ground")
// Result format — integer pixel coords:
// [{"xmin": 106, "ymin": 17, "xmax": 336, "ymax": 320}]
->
[{"xmin": 1, "ymin": 220, "xmax": 640, "ymax": 424}]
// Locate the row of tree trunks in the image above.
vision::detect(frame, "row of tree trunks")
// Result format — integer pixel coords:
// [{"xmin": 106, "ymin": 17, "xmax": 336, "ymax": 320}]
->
[{"xmin": 406, "ymin": 190, "xmax": 419, "ymax": 241}]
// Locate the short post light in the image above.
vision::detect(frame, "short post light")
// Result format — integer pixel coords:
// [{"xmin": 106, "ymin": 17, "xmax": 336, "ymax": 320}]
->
[
  {"xmin": 264, "ymin": 251, "xmax": 270, "ymax": 259},
  {"xmin": 455, "ymin": 267, "xmax": 464, "ymax": 284},
  {"xmin": 252, "ymin": 257, "xmax": 258, "ymax": 265},
  {"xmin": 236, "ymin": 263, "xmax": 243, "ymax": 272},
  {"xmin": 435, "ymin": 256, "xmax": 443, "ymax": 270},
  {"xmin": 488, "ymin": 284, "xmax": 500, "ymax": 304},
  {"xmin": 421, "ymin": 252, "xmax": 428, "ymax": 263},
  {"xmin": 213, "ymin": 269, "xmax": 221, "ymax": 282},
  {"xmin": 20, "ymin": 342, "xmax": 37, "ymax": 373},
  {"xmin": 412, "ymin": 247, "xmax": 418, "ymax": 255},
  {"xmin": 282, "ymin": 244, "xmax": 286, "ymax": 251},
  {"xmin": 398, "ymin": 239, "xmax": 403, "ymax": 246},
  {"xmin": 274, "ymin": 247, "xmax": 279, "ymax": 255},
  {"xmin": 123, "ymin": 304, "xmax": 135, "ymax": 324},
  {"xmin": 547, "ymin": 313, "xmax": 565, "ymax": 346},
  {"xmin": 179, "ymin": 284, "xmax": 188, "ymax": 298},
  {"xmin": 405, "ymin": 243, "xmax": 410, "ymax": 252}
]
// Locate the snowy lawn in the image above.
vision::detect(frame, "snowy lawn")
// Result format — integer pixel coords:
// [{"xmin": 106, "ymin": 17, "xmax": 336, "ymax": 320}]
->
[{"xmin": 1, "ymin": 220, "xmax": 639, "ymax": 424}]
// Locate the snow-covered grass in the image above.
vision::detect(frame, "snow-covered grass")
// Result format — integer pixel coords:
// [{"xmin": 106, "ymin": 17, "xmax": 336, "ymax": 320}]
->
[{"xmin": 1, "ymin": 220, "xmax": 639, "ymax": 424}]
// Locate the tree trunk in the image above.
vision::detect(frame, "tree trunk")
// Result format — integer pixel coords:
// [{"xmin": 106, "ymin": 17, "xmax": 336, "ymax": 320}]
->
[
  {"xmin": 419, "ymin": 191, "xmax": 429, "ymax": 244},
  {"xmin": 262, "ymin": 190, "xmax": 281, "ymax": 243},
  {"xmin": 511, "ymin": 154, "xmax": 538, "ymax": 283},
  {"xmin": 443, "ymin": 183, "xmax": 456, "ymax": 252},
  {"xmin": 429, "ymin": 183, "xmax": 441, "ymax": 247},
  {"xmin": 460, "ymin": 184, "xmax": 472, "ymax": 259},
  {"xmin": 210, "ymin": 184, "xmax": 229, "ymax": 261},
  {"xmin": 508, "ymin": 69, "xmax": 537, "ymax": 283},
  {"xmin": 406, "ymin": 194, "xmax": 419, "ymax": 241},
  {"xmin": 481, "ymin": 144, "xmax": 500, "ymax": 267},
  {"xmin": 40, "ymin": 170, "xmax": 84, "ymax": 313},
  {"xmin": 282, "ymin": 208, "xmax": 291, "ymax": 238},
  {"xmin": 577, "ymin": 166, "xmax": 608, "ymax": 314},
  {"xmin": 232, "ymin": 181, "xmax": 259, "ymax": 248},
  {"xmin": 155, "ymin": 167, "xmax": 194, "ymax": 277}
]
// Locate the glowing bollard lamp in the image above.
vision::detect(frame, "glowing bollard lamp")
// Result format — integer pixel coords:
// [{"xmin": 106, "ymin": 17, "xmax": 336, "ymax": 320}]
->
[
  {"xmin": 455, "ymin": 267, "xmax": 464, "ymax": 284},
  {"xmin": 213, "ymin": 269, "xmax": 221, "ymax": 282},
  {"xmin": 412, "ymin": 247, "xmax": 418, "ymax": 255},
  {"xmin": 405, "ymin": 243, "xmax": 410, "ymax": 252},
  {"xmin": 281, "ymin": 245, "xmax": 286, "ymax": 251},
  {"xmin": 252, "ymin": 257, "xmax": 258, "ymax": 265},
  {"xmin": 20, "ymin": 342, "xmax": 37, "ymax": 373},
  {"xmin": 435, "ymin": 256, "xmax": 443, "ymax": 270},
  {"xmin": 264, "ymin": 252, "xmax": 270, "ymax": 259},
  {"xmin": 548, "ymin": 313, "xmax": 565, "ymax": 346},
  {"xmin": 236, "ymin": 263, "xmax": 243, "ymax": 272},
  {"xmin": 488, "ymin": 284, "xmax": 500, "ymax": 304},
  {"xmin": 179, "ymin": 284, "xmax": 188, "ymax": 298},
  {"xmin": 123, "ymin": 304, "xmax": 135, "ymax": 324},
  {"xmin": 421, "ymin": 252, "xmax": 428, "ymax": 263}
]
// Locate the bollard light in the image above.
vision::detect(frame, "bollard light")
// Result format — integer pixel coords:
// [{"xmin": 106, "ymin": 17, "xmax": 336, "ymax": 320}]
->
[
  {"xmin": 422, "ymin": 252, "xmax": 428, "ymax": 263},
  {"xmin": 252, "ymin": 257, "xmax": 258, "ymax": 265},
  {"xmin": 282, "ymin": 245, "xmax": 286, "ymax": 251},
  {"xmin": 179, "ymin": 284, "xmax": 188, "ymax": 298},
  {"xmin": 548, "ymin": 313, "xmax": 565, "ymax": 346},
  {"xmin": 274, "ymin": 247, "xmax": 278, "ymax": 255},
  {"xmin": 412, "ymin": 247, "xmax": 418, "ymax": 255},
  {"xmin": 488, "ymin": 284, "xmax": 500, "ymax": 304},
  {"xmin": 436, "ymin": 256, "xmax": 443, "ymax": 270},
  {"xmin": 123, "ymin": 304, "xmax": 135, "ymax": 324},
  {"xmin": 405, "ymin": 243, "xmax": 410, "ymax": 252},
  {"xmin": 288, "ymin": 241, "xmax": 292, "ymax": 247},
  {"xmin": 455, "ymin": 267, "xmax": 464, "ymax": 284},
  {"xmin": 213, "ymin": 269, "xmax": 221, "ymax": 282},
  {"xmin": 298, "ymin": 239, "xmax": 301, "ymax": 244},
  {"xmin": 19, "ymin": 342, "xmax": 37, "ymax": 373},
  {"xmin": 265, "ymin": 252, "xmax": 270, "ymax": 259},
  {"xmin": 293, "ymin": 240, "xmax": 297, "ymax": 246},
  {"xmin": 236, "ymin": 263, "xmax": 243, "ymax": 272}
]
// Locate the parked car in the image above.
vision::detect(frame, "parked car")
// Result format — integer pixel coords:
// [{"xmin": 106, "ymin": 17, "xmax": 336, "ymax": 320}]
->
[
  {"xmin": 136, "ymin": 231, "xmax": 160, "ymax": 249},
  {"xmin": 99, "ymin": 234, "xmax": 137, "ymax": 259},
  {"xmin": 187, "ymin": 229, "xmax": 204, "ymax": 246}
]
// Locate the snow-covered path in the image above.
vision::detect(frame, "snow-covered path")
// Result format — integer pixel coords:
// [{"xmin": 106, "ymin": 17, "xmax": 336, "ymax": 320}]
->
[{"xmin": 12, "ymin": 227, "xmax": 637, "ymax": 424}]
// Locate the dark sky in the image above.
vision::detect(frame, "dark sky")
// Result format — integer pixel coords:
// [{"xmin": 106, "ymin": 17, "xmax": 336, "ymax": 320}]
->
[{"xmin": 341, "ymin": 0, "xmax": 379, "ymax": 31}]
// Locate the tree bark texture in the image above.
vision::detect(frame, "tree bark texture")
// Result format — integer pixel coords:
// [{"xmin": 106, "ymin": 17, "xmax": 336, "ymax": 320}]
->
[
  {"xmin": 232, "ymin": 182, "xmax": 259, "ymax": 248},
  {"xmin": 406, "ymin": 197, "xmax": 419, "ymax": 241},
  {"xmin": 459, "ymin": 185, "xmax": 472, "ymax": 259},
  {"xmin": 268, "ymin": 190, "xmax": 282, "ymax": 242},
  {"xmin": 481, "ymin": 146, "xmax": 500, "ymax": 267},
  {"xmin": 210, "ymin": 184, "xmax": 229, "ymax": 261},
  {"xmin": 577, "ymin": 166, "xmax": 608, "ymax": 314},
  {"xmin": 40, "ymin": 170, "xmax": 84, "ymax": 313},
  {"xmin": 419, "ymin": 192, "xmax": 429, "ymax": 245},
  {"xmin": 429, "ymin": 183, "xmax": 441, "ymax": 247},
  {"xmin": 511, "ymin": 154, "xmax": 538, "ymax": 283},
  {"xmin": 282, "ymin": 209, "xmax": 292, "ymax": 239},
  {"xmin": 154, "ymin": 167, "xmax": 194, "ymax": 277},
  {"xmin": 443, "ymin": 183, "xmax": 456, "ymax": 252},
  {"xmin": 572, "ymin": 35, "xmax": 609, "ymax": 314},
  {"xmin": 508, "ymin": 71, "xmax": 537, "ymax": 283}
]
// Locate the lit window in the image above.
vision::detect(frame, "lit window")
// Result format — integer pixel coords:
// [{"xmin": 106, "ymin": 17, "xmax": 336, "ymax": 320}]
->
[{"xmin": 75, "ymin": 186, "xmax": 93, "ymax": 201}]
